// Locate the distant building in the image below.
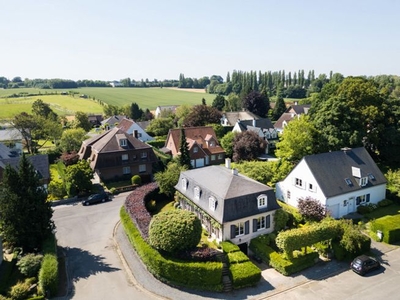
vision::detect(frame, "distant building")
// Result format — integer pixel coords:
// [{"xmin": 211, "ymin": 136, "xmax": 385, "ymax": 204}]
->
[
  {"xmin": 109, "ymin": 81, "xmax": 123, "ymax": 87},
  {"xmin": 155, "ymin": 105, "xmax": 179, "ymax": 118}
]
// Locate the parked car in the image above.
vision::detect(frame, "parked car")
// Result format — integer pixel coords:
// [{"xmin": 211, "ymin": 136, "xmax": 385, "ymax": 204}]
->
[
  {"xmin": 350, "ymin": 255, "xmax": 380, "ymax": 275},
  {"xmin": 82, "ymin": 192, "xmax": 110, "ymax": 206}
]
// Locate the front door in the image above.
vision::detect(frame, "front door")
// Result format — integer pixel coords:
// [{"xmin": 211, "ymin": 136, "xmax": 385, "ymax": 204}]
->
[{"xmin": 348, "ymin": 197, "xmax": 355, "ymax": 214}]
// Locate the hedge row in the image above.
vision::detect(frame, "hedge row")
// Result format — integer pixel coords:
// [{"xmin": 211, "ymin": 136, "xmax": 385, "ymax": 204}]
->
[
  {"xmin": 120, "ymin": 206, "xmax": 223, "ymax": 291},
  {"xmin": 221, "ymin": 241, "xmax": 261, "ymax": 289},
  {"xmin": 370, "ymin": 215, "xmax": 400, "ymax": 244},
  {"xmin": 38, "ymin": 254, "xmax": 58, "ymax": 298}
]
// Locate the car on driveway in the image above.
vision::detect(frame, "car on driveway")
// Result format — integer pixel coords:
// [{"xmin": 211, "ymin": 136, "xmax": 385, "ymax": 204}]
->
[
  {"xmin": 350, "ymin": 255, "xmax": 380, "ymax": 275},
  {"xmin": 82, "ymin": 192, "xmax": 110, "ymax": 206}
]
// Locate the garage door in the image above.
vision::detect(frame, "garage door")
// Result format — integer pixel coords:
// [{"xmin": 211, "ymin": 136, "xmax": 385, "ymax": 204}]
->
[{"xmin": 195, "ymin": 158, "xmax": 204, "ymax": 168}]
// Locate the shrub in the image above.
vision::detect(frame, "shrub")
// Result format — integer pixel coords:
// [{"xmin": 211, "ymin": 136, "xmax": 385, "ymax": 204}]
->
[
  {"xmin": 269, "ymin": 251, "xmax": 318, "ymax": 276},
  {"xmin": 378, "ymin": 199, "xmax": 393, "ymax": 207},
  {"xmin": 149, "ymin": 210, "xmax": 202, "ymax": 253},
  {"xmin": 8, "ymin": 280, "xmax": 30, "ymax": 300},
  {"xmin": 221, "ymin": 241, "xmax": 240, "ymax": 253},
  {"xmin": 47, "ymin": 181, "xmax": 66, "ymax": 199},
  {"xmin": 357, "ymin": 203, "xmax": 378, "ymax": 214},
  {"xmin": 145, "ymin": 199, "xmax": 157, "ymax": 212},
  {"xmin": 16, "ymin": 253, "xmax": 43, "ymax": 277},
  {"xmin": 274, "ymin": 208, "xmax": 289, "ymax": 231},
  {"xmin": 131, "ymin": 175, "xmax": 142, "ymax": 185},
  {"xmin": 38, "ymin": 254, "xmax": 58, "ymax": 298},
  {"xmin": 297, "ymin": 197, "xmax": 327, "ymax": 222},
  {"xmin": 230, "ymin": 261, "xmax": 261, "ymax": 289},
  {"xmin": 370, "ymin": 215, "xmax": 400, "ymax": 244}
]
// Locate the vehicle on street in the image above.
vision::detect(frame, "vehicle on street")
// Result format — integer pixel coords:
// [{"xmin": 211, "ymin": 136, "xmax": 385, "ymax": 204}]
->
[
  {"xmin": 350, "ymin": 255, "xmax": 380, "ymax": 275},
  {"xmin": 82, "ymin": 192, "xmax": 110, "ymax": 206}
]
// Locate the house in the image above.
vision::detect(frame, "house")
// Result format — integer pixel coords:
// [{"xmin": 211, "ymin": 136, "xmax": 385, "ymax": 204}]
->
[
  {"xmin": 175, "ymin": 160, "xmax": 280, "ymax": 252},
  {"xmin": 109, "ymin": 81, "xmax": 123, "ymax": 87},
  {"xmin": 162, "ymin": 126, "xmax": 225, "ymax": 168},
  {"xmin": 275, "ymin": 147, "xmax": 387, "ymax": 219},
  {"xmin": 0, "ymin": 154, "xmax": 50, "ymax": 188},
  {"xmin": 101, "ymin": 115, "xmax": 127, "ymax": 129},
  {"xmin": 116, "ymin": 118, "xmax": 154, "ymax": 142},
  {"xmin": 220, "ymin": 111, "xmax": 260, "ymax": 127},
  {"xmin": 78, "ymin": 127, "xmax": 157, "ymax": 182},
  {"xmin": 0, "ymin": 128, "xmax": 23, "ymax": 156},
  {"xmin": 88, "ymin": 114, "xmax": 103, "ymax": 127},
  {"xmin": 274, "ymin": 104, "xmax": 311, "ymax": 133},
  {"xmin": 155, "ymin": 105, "xmax": 179, "ymax": 118},
  {"xmin": 0, "ymin": 142, "xmax": 15, "ymax": 159},
  {"xmin": 232, "ymin": 118, "xmax": 279, "ymax": 154}
]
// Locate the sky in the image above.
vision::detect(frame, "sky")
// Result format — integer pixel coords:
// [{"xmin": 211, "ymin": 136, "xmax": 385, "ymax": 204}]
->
[{"xmin": 1, "ymin": 0, "xmax": 399, "ymax": 82}]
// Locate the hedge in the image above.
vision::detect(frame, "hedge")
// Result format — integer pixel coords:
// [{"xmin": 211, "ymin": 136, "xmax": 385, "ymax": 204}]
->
[
  {"xmin": 370, "ymin": 215, "xmax": 400, "ymax": 244},
  {"xmin": 230, "ymin": 262, "xmax": 261, "ymax": 289},
  {"xmin": 38, "ymin": 254, "xmax": 58, "ymax": 298},
  {"xmin": 120, "ymin": 206, "xmax": 223, "ymax": 291}
]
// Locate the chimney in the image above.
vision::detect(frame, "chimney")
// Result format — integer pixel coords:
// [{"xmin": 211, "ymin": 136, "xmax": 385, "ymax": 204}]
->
[
  {"xmin": 341, "ymin": 147, "xmax": 352, "ymax": 154},
  {"xmin": 225, "ymin": 158, "xmax": 231, "ymax": 169},
  {"xmin": 252, "ymin": 118, "xmax": 256, "ymax": 127},
  {"xmin": 133, "ymin": 130, "xmax": 138, "ymax": 138},
  {"xmin": 232, "ymin": 168, "xmax": 238, "ymax": 176}
]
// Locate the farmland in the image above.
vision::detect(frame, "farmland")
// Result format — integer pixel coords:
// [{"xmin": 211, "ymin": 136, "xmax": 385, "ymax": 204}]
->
[{"xmin": 0, "ymin": 87, "xmax": 216, "ymax": 120}]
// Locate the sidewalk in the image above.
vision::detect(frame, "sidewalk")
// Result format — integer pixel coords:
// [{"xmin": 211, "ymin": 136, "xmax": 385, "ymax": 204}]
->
[{"xmin": 113, "ymin": 223, "xmax": 359, "ymax": 300}]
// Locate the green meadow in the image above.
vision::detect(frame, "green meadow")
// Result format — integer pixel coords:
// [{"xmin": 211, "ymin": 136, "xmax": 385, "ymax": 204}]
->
[{"xmin": 0, "ymin": 87, "xmax": 215, "ymax": 120}]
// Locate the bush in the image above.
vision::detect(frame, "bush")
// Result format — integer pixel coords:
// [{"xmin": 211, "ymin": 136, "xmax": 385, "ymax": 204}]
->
[
  {"xmin": 230, "ymin": 261, "xmax": 261, "ymax": 289},
  {"xmin": 149, "ymin": 210, "xmax": 202, "ymax": 253},
  {"xmin": 131, "ymin": 175, "xmax": 142, "ymax": 185},
  {"xmin": 269, "ymin": 250, "xmax": 318, "ymax": 276},
  {"xmin": 145, "ymin": 199, "xmax": 157, "ymax": 212},
  {"xmin": 357, "ymin": 203, "xmax": 378, "ymax": 214},
  {"xmin": 38, "ymin": 254, "xmax": 58, "ymax": 298},
  {"xmin": 8, "ymin": 280, "xmax": 30, "ymax": 300},
  {"xmin": 221, "ymin": 241, "xmax": 240, "ymax": 253},
  {"xmin": 370, "ymin": 215, "xmax": 400, "ymax": 244},
  {"xmin": 47, "ymin": 181, "xmax": 66, "ymax": 199},
  {"xmin": 378, "ymin": 199, "xmax": 393, "ymax": 207},
  {"xmin": 16, "ymin": 254, "xmax": 43, "ymax": 277}
]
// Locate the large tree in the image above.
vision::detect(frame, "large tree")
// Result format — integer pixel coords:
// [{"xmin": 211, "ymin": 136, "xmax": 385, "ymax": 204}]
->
[
  {"xmin": 65, "ymin": 160, "xmax": 93, "ymax": 197},
  {"xmin": 154, "ymin": 161, "xmax": 186, "ymax": 197},
  {"xmin": 232, "ymin": 131, "xmax": 267, "ymax": 162},
  {"xmin": 59, "ymin": 128, "xmax": 88, "ymax": 153},
  {"xmin": 179, "ymin": 128, "xmax": 191, "ymax": 168},
  {"xmin": 242, "ymin": 90, "xmax": 269, "ymax": 117},
  {"xmin": 146, "ymin": 118, "xmax": 174, "ymax": 137},
  {"xmin": 32, "ymin": 99, "xmax": 58, "ymax": 121},
  {"xmin": 220, "ymin": 131, "xmax": 236, "ymax": 158},
  {"xmin": 211, "ymin": 95, "xmax": 226, "ymax": 111},
  {"xmin": 272, "ymin": 85, "xmax": 286, "ymax": 120},
  {"xmin": 183, "ymin": 105, "xmax": 222, "ymax": 127},
  {"xmin": 0, "ymin": 154, "xmax": 55, "ymax": 251},
  {"xmin": 73, "ymin": 111, "xmax": 92, "ymax": 132}
]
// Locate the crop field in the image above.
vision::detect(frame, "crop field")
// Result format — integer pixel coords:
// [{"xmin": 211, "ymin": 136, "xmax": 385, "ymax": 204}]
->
[{"xmin": 0, "ymin": 87, "xmax": 216, "ymax": 120}]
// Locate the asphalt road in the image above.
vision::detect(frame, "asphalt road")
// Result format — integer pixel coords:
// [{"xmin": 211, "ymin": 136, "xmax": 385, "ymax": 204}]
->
[{"xmin": 52, "ymin": 193, "xmax": 157, "ymax": 300}]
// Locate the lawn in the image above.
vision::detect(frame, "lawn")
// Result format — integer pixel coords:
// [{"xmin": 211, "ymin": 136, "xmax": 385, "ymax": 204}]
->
[
  {"xmin": 365, "ymin": 203, "xmax": 400, "ymax": 219},
  {"xmin": 0, "ymin": 87, "xmax": 216, "ymax": 120}
]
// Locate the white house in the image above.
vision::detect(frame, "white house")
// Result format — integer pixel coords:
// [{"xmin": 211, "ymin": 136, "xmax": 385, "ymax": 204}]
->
[
  {"xmin": 275, "ymin": 147, "xmax": 387, "ymax": 219},
  {"xmin": 220, "ymin": 111, "xmax": 260, "ymax": 127},
  {"xmin": 109, "ymin": 81, "xmax": 123, "ymax": 87},
  {"xmin": 175, "ymin": 160, "xmax": 281, "ymax": 253},
  {"xmin": 0, "ymin": 128, "xmax": 23, "ymax": 156},
  {"xmin": 116, "ymin": 118, "xmax": 154, "ymax": 142},
  {"xmin": 154, "ymin": 105, "xmax": 179, "ymax": 118}
]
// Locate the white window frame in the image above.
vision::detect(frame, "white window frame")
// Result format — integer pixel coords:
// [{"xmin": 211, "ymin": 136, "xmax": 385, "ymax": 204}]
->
[
  {"xmin": 120, "ymin": 139, "xmax": 127, "ymax": 147},
  {"xmin": 209, "ymin": 196, "xmax": 216, "ymax": 211},
  {"xmin": 360, "ymin": 177, "xmax": 368, "ymax": 187},
  {"xmin": 122, "ymin": 154, "xmax": 129, "ymax": 161},
  {"xmin": 181, "ymin": 178, "xmax": 187, "ymax": 190},
  {"xmin": 257, "ymin": 216, "xmax": 266, "ymax": 230},
  {"xmin": 194, "ymin": 186, "xmax": 201, "ymax": 200},
  {"xmin": 257, "ymin": 194, "xmax": 268, "ymax": 208},
  {"xmin": 122, "ymin": 166, "xmax": 131, "ymax": 174},
  {"xmin": 235, "ymin": 222, "xmax": 244, "ymax": 237},
  {"xmin": 295, "ymin": 178, "xmax": 303, "ymax": 188},
  {"xmin": 139, "ymin": 164, "xmax": 146, "ymax": 173},
  {"xmin": 308, "ymin": 183, "xmax": 316, "ymax": 192}
]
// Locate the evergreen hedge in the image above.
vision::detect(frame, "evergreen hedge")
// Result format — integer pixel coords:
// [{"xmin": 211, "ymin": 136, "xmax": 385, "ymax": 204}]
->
[
  {"xmin": 38, "ymin": 254, "xmax": 58, "ymax": 298},
  {"xmin": 370, "ymin": 215, "xmax": 400, "ymax": 244}
]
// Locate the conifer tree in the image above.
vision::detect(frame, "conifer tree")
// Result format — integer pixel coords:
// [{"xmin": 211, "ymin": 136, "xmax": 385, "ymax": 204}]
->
[
  {"xmin": 272, "ymin": 84, "xmax": 287, "ymax": 121},
  {"xmin": 0, "ymin": 154, "xmax": 54, "ymax": 251},
  {"xmin": 179, "ymin": 128, "xmax": 191, "ymax": 169}
]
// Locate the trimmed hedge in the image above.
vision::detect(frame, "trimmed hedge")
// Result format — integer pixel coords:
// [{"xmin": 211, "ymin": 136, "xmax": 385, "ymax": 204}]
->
[
  {"xmin": 370, "ymin": 215, "xmax": 400, "ymax": 244},
  {"xmin": 120, "ymin": 206, "xmax": 223, "ymax": 291},
  {"xmin": 230, "ymin": 262, "xmax": 261, "ymax": 289},
  {"xmin": 38, "ymin": 254, "xmax": 58, "ymax": 298}
]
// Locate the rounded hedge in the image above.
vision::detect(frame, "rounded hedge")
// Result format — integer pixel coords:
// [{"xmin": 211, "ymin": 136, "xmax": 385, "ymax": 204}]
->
[{"xmin": 149, "ymin": 210, "xmax": 202, "ymax": 253}]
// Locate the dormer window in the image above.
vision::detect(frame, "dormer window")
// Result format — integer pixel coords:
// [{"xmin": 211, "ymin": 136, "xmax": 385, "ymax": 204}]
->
[
  {"xmin": 120, "ymin": 139, "xmax": 127, "ymax": 147},
  {"xmin": 257, "ymin": 194, "xmax": 268, "ymax": 208},
  {"xmin": 181, "ymin": 178, "xmax": 188, "ymax": 191},
  {"xmin": 359, "ymin": 177, "xmax": 368, "ymax": 187},
  {"xmin": 209, "ymin": 196, "xmax": 217, "ymax": 211},
  {"xmin": 194, "ymin": 186, "xmax": 201, "ymax": 200},
  {"xmin": 193, "ymin": 147, "xmax": 198, "ymax": 153}
]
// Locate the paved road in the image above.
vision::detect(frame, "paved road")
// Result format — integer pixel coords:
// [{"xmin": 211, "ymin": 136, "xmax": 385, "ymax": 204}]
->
[{"xmin": 53, "ymin": 193, "xmax": 158, "ymax": 300}]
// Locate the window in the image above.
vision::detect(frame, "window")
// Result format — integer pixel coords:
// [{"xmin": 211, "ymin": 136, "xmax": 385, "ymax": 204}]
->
[
  {"xmin": 309, "ymin": 183, "xmax": 314, "ymax": 191},
  {"xmin": 265, "ymin": 132, "xmax": 271, "ymax": 139},
  {"xmin": 368, "ymin": 173, "xmax": 376, "ymax": 181},
  {"xmin": 359, "ymin": 177, "xmax": 368, "ymax": 187},
  {"xmin": 257, "ymin": 194, "xmax": 268, "ymax": 208},
  {"xmin": 257, "ymin": 216, "xmax": 266, "ymax": 230},
  {"xmin": 345, "ymin": 178, "xmax": 353, "ymax": 186},
  {"xmin": 181, "ymin": 178, "xmax": 187, "ymax": 190},
  {"xmin": 218, "ymin": 154, "xmax": 223, "ymax": 160},
  {"xmin": 343, "ymin": 200, "xmax": 348, "ymax": 207},
  {"xmin": 356, "ymin": 193, "xmax": 370, "ymax": 205},
  {"xmin": 193, "ymin": 147, "xmax": 198, "ymax": 153},
  {"xmin": 141, "ymin": 152, "xmax": 147, "ymax": 159},
  {"xmin": 122, "ymin": 154, "xmax": 128, "ymax": 161},
  {"xmin": 209, "ymin": 141, "xmax": 215, "ymax": 147},
  {"xmin": 120, "ymin": 139, "xmax": 127, "ymax": 147},
  {"xmin": 194, "ymin": 186, "xmax": 201, "ymax": 200},
  {"xmin": 271, "ymin": 132, "xmax": 277, "ymax": 138},
  {"xmin": 139, "ymin": 164, "xmax": 146, "ymax": 173},
  {"xmin": 295, "ymin": 178, "xmax": 303, "ymax": 188},
  {"xmin": 123, "ymin": 166, "xmax": 131, "ymax": 174},
  {"xmin": 235, "ymin": 222, "xmax": 244, "ymax": 237},
  {"xmin": 287, "ymin": 191, "xmax": 291, "ymax": 199},
  {"xmin": 211, "ymin": 155, "xmax": 216, "ymax": 161},
  {"xmin": 209, "ymin": 196, "xmax": 216, "ymax": 211}
]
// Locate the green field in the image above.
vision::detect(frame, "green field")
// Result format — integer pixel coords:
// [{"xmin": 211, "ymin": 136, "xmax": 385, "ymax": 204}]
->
[{"xmin": 0, "ymin": 87, "xmax": 215, "ymax": 120}]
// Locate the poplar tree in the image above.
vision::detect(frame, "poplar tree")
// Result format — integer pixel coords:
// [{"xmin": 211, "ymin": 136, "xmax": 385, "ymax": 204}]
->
[{"xmin": 179, "ymin": 128, "xmax": 191, "ymax": 169}]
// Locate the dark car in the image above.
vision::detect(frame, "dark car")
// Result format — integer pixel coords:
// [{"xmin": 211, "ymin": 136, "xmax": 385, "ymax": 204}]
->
[
  {"xmin": 82, "ymin": 192, "xmax": 110, "ymax": 206},
  {"xmin": 350, "ymin": 255, "xmax": 380, "ymax": 275}
]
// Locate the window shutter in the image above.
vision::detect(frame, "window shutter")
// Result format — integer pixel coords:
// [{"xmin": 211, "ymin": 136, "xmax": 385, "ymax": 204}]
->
[
  {"xmin": 266, "ymin": 215, "xmax": 271, "ymax": 228},
  {"xmin": 245, "ymin": 221, "xmax": 249, "ymax": 235},
  {"xmin": 230, "ymin": 225, "xmax": 236, "ymax": 239},
  {"xmin": 253, "ymin": 219, "xmax": 258, "ymax": 232}
]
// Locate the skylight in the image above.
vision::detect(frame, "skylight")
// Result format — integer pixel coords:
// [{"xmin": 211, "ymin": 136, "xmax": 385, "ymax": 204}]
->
[
  {"xmin": 368, "ymin": 173, "xmax": 376, "ymax": 181},
  {"xmin": 345, "ymin": 178, "xmax": 353, "ymax": 186}
]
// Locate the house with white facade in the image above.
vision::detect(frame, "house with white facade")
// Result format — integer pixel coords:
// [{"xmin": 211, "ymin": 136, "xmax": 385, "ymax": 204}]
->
[
  {"xmin": 175, "ymin": 160, "xmax": 280, "ymax": 253},
  {"xmin": 116, "ymin": 118, "xmax": 154, "ymax": 142},
  {"xmin": 275, "ymin": 147, "xmax": 387, "ymax": 219},
  {"xmin": 220, "ymin": 111, "xmax": 260, "ymax": 127},
  {"xmin": 274, "ymin": 104, "xmax": 310, "ymax": 133},
  {"xmin": 154, "ymin": 105, "xmax": 179, "ymax": 118}
]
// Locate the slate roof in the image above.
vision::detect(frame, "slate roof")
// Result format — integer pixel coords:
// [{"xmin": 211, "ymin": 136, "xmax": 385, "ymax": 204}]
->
[
  {"xmin": 101, "ymin": 115, "xmax": 127, "ymax": 126},
  {"xmin": 302, "ymin": 147, "xmax": 387, "ymax": 198},
  {"xmin": 84, "ymin": 127, "xmax": 151, "ymax": 153},
  {"xmin": 136, "ymin": 121, "xmax": 151, "ymax": 130},
  {"xmin": 287, "ymin": 104, "xmax": 311, "ymax": 115},
  {"xmin": 0, "ymin": 143, "xmax": 13, "ymax": 159},
  {"xmin": 0, "ymin": 154, "xmax": 50, "ymax": 181},
  {"xmin": 175, "ymin": 165, "xmax": 280, "ymax": 223},
  {"xmin": 222, "ymin": 111, "xmax": 260, "ymax": 126},
  {"xmin": 0, "ymin": 128, "xmax": 23, "ymax": 141},
  {"xmin": 237, "ymin": 118, "xmax": 274, "ymax": 130},
  {"xmin": 274, "ymin": 113, "xmax": 295, "ymax": 130}
]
